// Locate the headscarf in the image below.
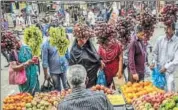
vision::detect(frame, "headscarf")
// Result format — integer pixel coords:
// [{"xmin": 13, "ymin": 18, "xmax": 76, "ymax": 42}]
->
[{"xmin": 99, "ymin": 40, "xmax": 122, "ymax": 63}]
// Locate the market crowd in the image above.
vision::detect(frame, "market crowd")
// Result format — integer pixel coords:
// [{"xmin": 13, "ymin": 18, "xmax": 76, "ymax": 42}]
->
[{"xmin": 1, "ymin": 3, "xmax": 178, "ymax": 110}]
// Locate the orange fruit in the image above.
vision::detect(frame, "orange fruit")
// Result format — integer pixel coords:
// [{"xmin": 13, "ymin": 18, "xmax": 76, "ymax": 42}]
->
[
  {"xmin": 128, "ymin": 93, "xmax": 134, "ymax": 99},
  {"xmin": 127, "ymin": 99, "xmax": 132, "ymax": 104},
  {"xmin": 125, "ymin": 88, "xmax": 132, "ymax": 93},
  {"xmin": 139, "ymin": 81, "xmax": 144, "ymax": 86},
  {"xmin": 16, "ymin": 107, "xmax": 21, "ymax": 110},
  {"xmin": 127, "ymin": 81, "xmax": 132, "ymax": 86},
  {"xmin": 135, "ymin": 93, "xmax": 140, "ymax": 97},
  {"xmin": 134, "ymin": 83, "xmax": 140, "ymax": 88},
  {"xmin": 132, "ymin": 88, "xmax": 137, "ymax": 92},
  {"xmin": 144, "ymin": 81, "xmax": 152, "ymax": 86}
]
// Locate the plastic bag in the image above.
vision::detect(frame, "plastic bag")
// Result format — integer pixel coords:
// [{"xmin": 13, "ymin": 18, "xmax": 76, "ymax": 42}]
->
[
  {"xmin": 41, "ymin": 79, "xmax": 54, "ymax": 92},
  {"xmin": 97, "ymin": 70, "xmax": 107, "ymax": 86},
  {"xmin": 152, "ymin": 68, "xmax": 166, "ymax": 89}
]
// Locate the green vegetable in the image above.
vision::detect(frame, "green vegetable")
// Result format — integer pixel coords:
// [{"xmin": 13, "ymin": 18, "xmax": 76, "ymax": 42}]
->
[
  {"xmin": 24, "ymin": 25, "xmax": 43, "ymax": 56},
  {"xmin": 37, "ymin": 104, "xmax": 41, "ymax": 108},
  {"xmin": 173, "ymin": 96, "xmax": 178, "ymax": 103},
  {"xmin": 165, "ymin": 99, "xmax": 176, "ymax": 110},
  {"xmin": 173, "ymin": 107, "xmax": 178, "ymax": 110},
  {"xmin": 32, "ymin": 106, "xmax": 37, "ymax": 110},
  {"xmin": 49, "ymin": 27, "xmax": 69, "ymax": 56},
  {"xmin": 145, "ymin": 103, "xmax": 152, "ymax": 109},
  {"xmin": 31, "ymin": 100, "xmax": 37, "ymax": 106},
  {"xmin": 26, "ymin": 103, "xmax": 32, "ymax": 108}
]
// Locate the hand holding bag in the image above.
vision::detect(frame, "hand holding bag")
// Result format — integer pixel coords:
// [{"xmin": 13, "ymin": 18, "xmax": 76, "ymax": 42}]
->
[
  {"xmin": 9, "ymin": 50, "xmax": 27, "ymax": 85},
  {"xmin": 41, "ymin": 79, "xmax": 54, "ymax": 92}
]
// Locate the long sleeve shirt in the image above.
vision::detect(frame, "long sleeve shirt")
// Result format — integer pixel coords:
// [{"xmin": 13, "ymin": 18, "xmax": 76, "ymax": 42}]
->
[
  {"xmin": 1, "ymin": 21, "xmax": 8, "ymax": 31},
  {"xmin": 88, "ymin": 11, "xmax": 95, "ymax": 25},
  {"xmin": 58, "ymin": 86, "xmax": 114, "ymax": 110},
  {"xmin": 42, "ymin": 40, "xmax": 70, "ymax": 74},
  {"xmin": 128, "ymin": 35, "xmax": 146, "ymax": 74},
  {"xmin": 152, "ymin": 35, "xmax": 178, "ymax": 74},
  {"xmin": 42, "ymin": 24, "xmax": 50, "ymax": 37},
  {"xmin": 11, "ymin": 13, "xmax": 16, "ymax": 21}
]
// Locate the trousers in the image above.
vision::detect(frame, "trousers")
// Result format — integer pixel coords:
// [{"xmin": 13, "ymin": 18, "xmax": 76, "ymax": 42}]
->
[
  {"xmin": 165, "ymin": 72, "xmax": 175, "ymax": 92},
  {"xmin": 50, "ymin": 73, "xmax": 68, "ymax": 91}
]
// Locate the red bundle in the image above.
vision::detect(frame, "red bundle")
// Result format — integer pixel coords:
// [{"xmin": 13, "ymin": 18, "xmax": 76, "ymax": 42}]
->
[
  {"xmin": 115, "ymin": 18, "xmax": 134, "ymax": 46},
  {"xmin": 161, "ymin": 4, "xmax": 178, "ymax": 26},
  {"xmin": 1, "ymin": 31, "xmax": 17, "ymax": 52},
  {"xmin": 73, "ymin": 23, "xmax": 94, "ymax": 39},
  {"xmin": 137, "ymin": 12, "xmax": 156, "ymax": 40},
  {"xmin": 94, "ymin": 21, "xmax": 117, "ymax": 46}
]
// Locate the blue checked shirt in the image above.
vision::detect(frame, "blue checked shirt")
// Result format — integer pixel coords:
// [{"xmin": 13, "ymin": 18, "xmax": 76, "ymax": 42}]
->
[
  {"xmin": 58, "ymin": 86, "xmax": 114, "ymax": 110},
  {"xmin": 42, "ymin": 40, "xmax": 70, "ymax": 74}
]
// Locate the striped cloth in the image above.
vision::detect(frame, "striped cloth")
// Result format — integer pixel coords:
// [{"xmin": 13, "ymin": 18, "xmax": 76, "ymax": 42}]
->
[{"xmin": 58, "ymin": 86, "xmax": 114, "ymax": 110}]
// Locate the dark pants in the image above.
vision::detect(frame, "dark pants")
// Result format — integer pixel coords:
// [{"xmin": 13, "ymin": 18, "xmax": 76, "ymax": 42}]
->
[
  {"xmin": 123, "ymin": 64, "xmax": 128, "ymax": 82},
  {"xmin": 50, "ymin": 73, "xmax": 68, "ymax": 91},
  {"xmin": 1, "ymin": 51, "xmax": 9, "ymax": 63},
  {"xmin": 13, "ymin": 20, "xmax": 16, "ymax": 28},
  {"xmin": 25, "ymin": 14, "xmax": 31, "ymax": 25}
]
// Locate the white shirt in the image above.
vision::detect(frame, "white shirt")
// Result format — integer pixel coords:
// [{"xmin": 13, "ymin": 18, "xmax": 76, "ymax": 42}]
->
[
  {"xmin": 65, "ymin": 12, "xmax": 70, "ymax": 23},
  {"xmin": 152, "ymin": 35, "xmax": 178, "ymax": 74},
  {"xmin": 88, "ymin": 11, "xmax": 95, "ymax": 25},
  {"xmin": 152, "ymin": 9, "xmax": 156, "ymax": 15},
  {"xmin": 83, "ymin": 10, "xmax": 87, "ymax": 16},
  {"xmin": 16, "ymin": 17, "xmax": 24, "ymax": 25}
]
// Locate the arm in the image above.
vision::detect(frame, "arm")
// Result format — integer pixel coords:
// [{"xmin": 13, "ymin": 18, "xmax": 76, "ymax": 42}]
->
[
  {"xmin": 42, "ymin": 42, "xmax": 49, "ymax": 77},
  {"xmin": 117, "ymin": 51, "xmax": 123, "ymax": 78},
  {"xmin": 65, "ymin": 49, "xmax": 70, "ymax": 61},
  {"xmin": 164, "ymin": 47, "xmax": 178, "ymax": 72},
  {"xmin": 152, "ymin": 39, "xmax": 160, "ymax": 65},
  {"xmin": 10, "ymin": 61, "xmax": 28, "ymax": 71},
  {"xmin": 128, "ymin": 41, "xmax": 136, "ymax": 74},
  {"xmin": 9, "ymin": 52, "xmax": 30, "ymax": 71},
  {"xmin": 98, "ymin": 46, "xmax": 105, "ymax": 68}
]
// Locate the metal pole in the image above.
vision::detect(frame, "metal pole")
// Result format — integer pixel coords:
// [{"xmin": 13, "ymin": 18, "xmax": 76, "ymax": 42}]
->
[
  {"xmin": 156, "ymin": 0, "xmax": 160, "ymax": 19},
  {"xmin": 0, "ymin": 0, "xmax": 2, "ymax": 72}
]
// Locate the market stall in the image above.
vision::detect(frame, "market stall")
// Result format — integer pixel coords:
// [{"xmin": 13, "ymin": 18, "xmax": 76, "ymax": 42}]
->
[
  {"xmin": 3, "ymin": 81, "xmax": 178, "ymax": 110},
  {"xmin": 2, "ymin": 1, "xmax": 178, "ymax": 110}
]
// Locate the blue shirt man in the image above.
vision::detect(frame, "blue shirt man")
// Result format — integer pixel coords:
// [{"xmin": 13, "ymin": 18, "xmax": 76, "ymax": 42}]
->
[{"xmin": 42, "ymin": 39, "xmax": 70, "ymax": 91}]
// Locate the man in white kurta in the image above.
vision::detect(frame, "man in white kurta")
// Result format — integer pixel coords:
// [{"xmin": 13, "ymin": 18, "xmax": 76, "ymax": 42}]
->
[
  {"xmin": 87, "ymin": 10, "xmax": 95, "ymax": 26},
  {"xmin": 151, "ymin": 24, "xmax": 178, "ymax": 92},
  {"xmin": 64, "ymin": 10, "xmax": 70, "ymax": 26}
]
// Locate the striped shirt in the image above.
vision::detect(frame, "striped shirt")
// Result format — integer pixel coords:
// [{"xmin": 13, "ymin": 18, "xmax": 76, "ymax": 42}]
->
[{"xmin": 58, "ymin": 86, "xmax": 114, "ymax": 110}]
